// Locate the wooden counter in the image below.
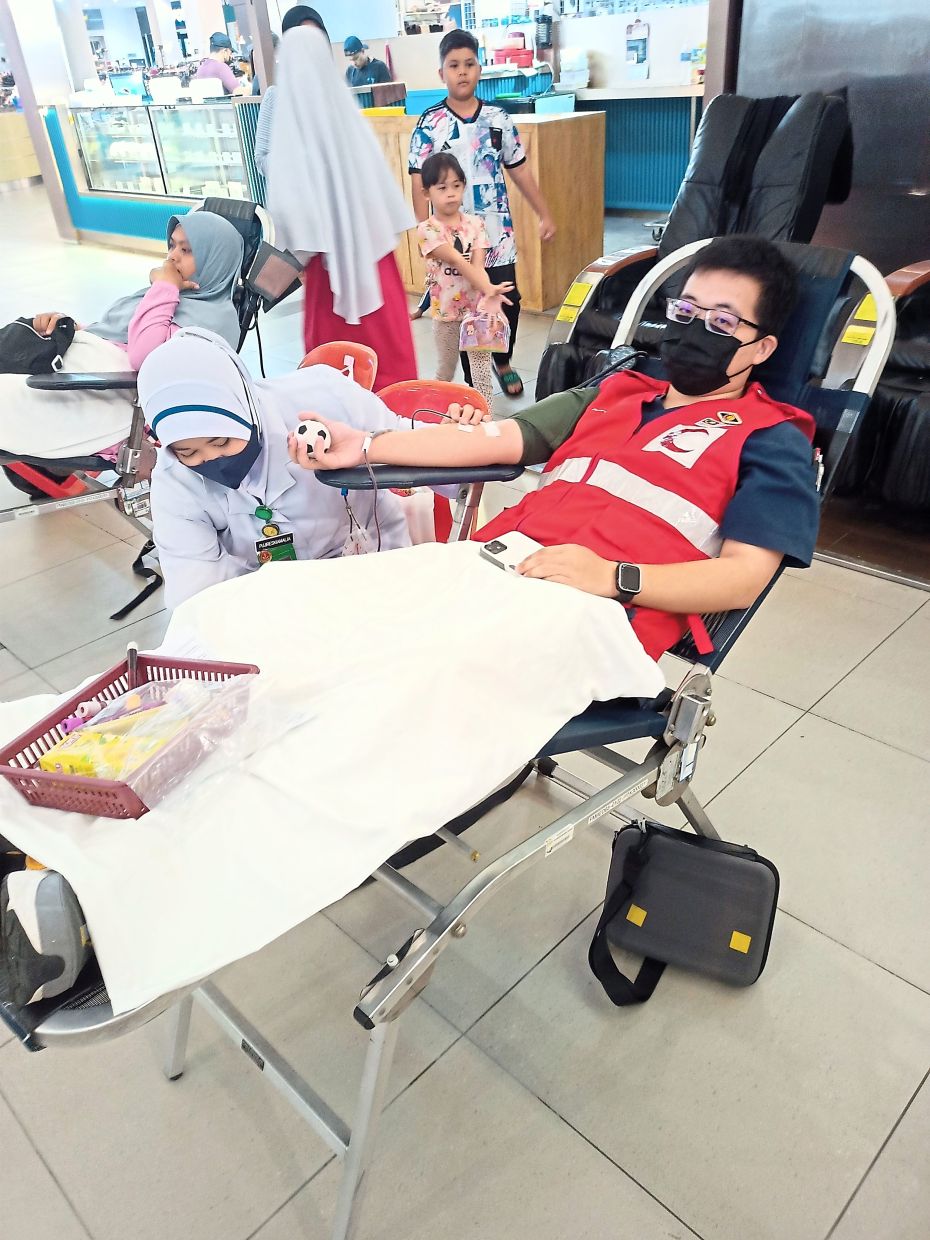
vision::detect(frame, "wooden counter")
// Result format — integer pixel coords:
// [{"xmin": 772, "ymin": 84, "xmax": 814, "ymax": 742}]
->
[
  {"xmin": 367, "ymin": 110, "xmax": 606, "ymax": 313},
  {"xmin": 0, "ymin": 112, "xmax": 41, "ymax": 185}
]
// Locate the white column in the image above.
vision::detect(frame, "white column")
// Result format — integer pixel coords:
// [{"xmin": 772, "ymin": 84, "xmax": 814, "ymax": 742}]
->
[
  {"xmin": 0, "ymin": 0, "xmax": 76, "ymax": 238},
  {"xmin": 146, "ymin": 0, "xmax": 182, "ymax": 65},
  {"xmin": 53, "ymin": 0, "xmax": 97, "ymax": 87}
]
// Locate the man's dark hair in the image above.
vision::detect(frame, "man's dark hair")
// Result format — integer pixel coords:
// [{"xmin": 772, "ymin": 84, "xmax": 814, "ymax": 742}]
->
[
  {"xmin": 420, "ymin": 152, "xmax": 466, "ymax": 190},
  {"xmin": 281, "ymin": 5, "xmax": 329, "ymax": 37},
  {"xmin": 684, "ymin": 235, "xmax": 798, "ymax": 337},
  {"xmin": 439, "ymin": 30, "xmax": 479, "ymax": 64}
]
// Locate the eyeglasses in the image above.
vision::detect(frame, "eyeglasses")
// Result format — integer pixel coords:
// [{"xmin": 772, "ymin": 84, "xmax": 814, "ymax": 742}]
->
[{"xmin": 666, "ymin": 297, "xmax": 760, "ymax": 338}]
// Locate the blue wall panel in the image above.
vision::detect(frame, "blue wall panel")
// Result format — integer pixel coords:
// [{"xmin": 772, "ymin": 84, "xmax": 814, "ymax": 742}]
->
[
  {"xmin": 577, "ymin": 97, "xmax": 693, "ymax": 213},
  {"xmin": 45, "ymin": 110, "xmax": 180, "ymax": 241}
]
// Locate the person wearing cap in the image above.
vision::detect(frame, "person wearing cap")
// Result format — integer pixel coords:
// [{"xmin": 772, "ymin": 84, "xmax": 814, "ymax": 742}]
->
[
  {"xmin": 254, "ymin": 6, "xmax": 330, "ymax": 177},
  {"xmin": 193, "ymin": 32, "xmax": 244, "ymax": 96},
  {"xmin": 343, "ymin": 36, "xmax": 392, "ymax": 88}
]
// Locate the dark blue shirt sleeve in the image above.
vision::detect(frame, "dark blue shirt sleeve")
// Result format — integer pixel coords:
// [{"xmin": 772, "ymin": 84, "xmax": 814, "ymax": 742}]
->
[{"xmin": 720, "ymin": 422, "xmax": 820, "ymax": 567}]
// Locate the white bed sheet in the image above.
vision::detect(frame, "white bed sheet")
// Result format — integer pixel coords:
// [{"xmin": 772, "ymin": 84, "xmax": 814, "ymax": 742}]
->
[
  {"xmin": 0, "ymin": 542, "xmax": 664, "ymax": 1014},
  {"xmin": 0, "ymin": 331, "xmax": 135, "ymax": 460}
]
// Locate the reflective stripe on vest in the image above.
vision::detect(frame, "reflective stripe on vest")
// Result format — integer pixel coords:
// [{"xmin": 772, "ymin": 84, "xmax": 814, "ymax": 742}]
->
[{"xmin": 541, "ymin": 456, "xmax": 722, "ymax": 557}]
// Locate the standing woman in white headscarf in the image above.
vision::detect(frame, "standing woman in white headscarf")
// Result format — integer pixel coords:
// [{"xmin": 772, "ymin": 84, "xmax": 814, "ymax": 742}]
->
[
  {"xmin": 138, "ymin": 328, "xmax": 409, "ymax": 609},
  {"xmin": 266, "ymin": 25, "xmax": 418, "ymax": 388}
]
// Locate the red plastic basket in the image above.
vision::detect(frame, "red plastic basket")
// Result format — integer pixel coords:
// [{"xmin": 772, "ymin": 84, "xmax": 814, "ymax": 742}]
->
[{"xmin": 0, "ymin": 655, "xmax": 259, "ymax": 820}]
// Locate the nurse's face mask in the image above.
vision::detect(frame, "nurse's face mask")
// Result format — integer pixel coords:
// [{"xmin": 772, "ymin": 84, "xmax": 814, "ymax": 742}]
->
[{"xmin": 189, "ymin": 424, "xmax": 262, "ymax": 488}]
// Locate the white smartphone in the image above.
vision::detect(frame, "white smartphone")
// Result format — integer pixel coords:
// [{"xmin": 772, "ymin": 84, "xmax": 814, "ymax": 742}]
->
[{"xmin": 479, "ymin": 532, "xmax": 544, "ymax": 573}]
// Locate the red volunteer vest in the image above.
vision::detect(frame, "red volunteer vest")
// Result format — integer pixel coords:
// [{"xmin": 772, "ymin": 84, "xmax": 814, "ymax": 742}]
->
[{"xmin": 476, "ymin": 372, "xmax": 816, "ymax": 660}]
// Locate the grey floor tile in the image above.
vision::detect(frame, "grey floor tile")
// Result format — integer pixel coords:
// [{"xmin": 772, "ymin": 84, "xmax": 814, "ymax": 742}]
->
[
  {"xmin": 0, "ymin": 510, "xmax": 116, "ymax": 589},
  {"xmin": 254, "ymin": 1039, "xmax": 700, "ymax": 1240},
  {"xmin": 831, "ymin": 1071, "xmax": 930, "ymax": 1240},
  {"xmin": 0, "ymin": 1088, "xmax": 90, "ymax": 1240},
  {"xmin": 0, "ymin": 540, "xmax": 164, "ymax": 667},
  {"xmin": 0, "ymin": 979, "xmax": 326, "ymax": 1240},
  {"xmin": 787, "ymin": 557, "xmax": 928, "ymax": 615},
  {"xmin": 470, "ymin": 913, "xmax": 930, "ymax": 1240},
  {"xmin": 36, "ymin": 609, "xmax": 170, "ymax": 693},
  {"xmin": 813, "ymin": 599, "xmax": 930, "ymax": 759},
  {"xmin": 0, "ymin": 647, "xmax": 30, "ymax": 686},
  {"xmin": 0, "ymin": 669, "xmax": 56, "ymax": 702},
  {"xmin": 706, "ymin": 713, "xmax": 930, "ymax": 990},
  {"xmin": 716, "ymin": 571, "xmax": 920, "ymax": 708}
]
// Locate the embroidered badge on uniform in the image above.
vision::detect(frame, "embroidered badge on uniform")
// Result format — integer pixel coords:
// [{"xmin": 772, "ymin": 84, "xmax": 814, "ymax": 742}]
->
[{"xmin": 642, "ymin": 423, "xmax": 728, "ymax": 468}]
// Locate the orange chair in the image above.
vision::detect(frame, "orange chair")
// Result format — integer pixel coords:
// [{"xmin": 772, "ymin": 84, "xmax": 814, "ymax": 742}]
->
[
  {"xmin": 375, "ymin": 379, "xmax": 488, "ymax": 423},
  {"xmin": 299, "ymin": 341, "xmax": 379, "ymax": 391},
  {"xmin": 377, "ymin": 380, "xmax": 489, "ymax": 542}
]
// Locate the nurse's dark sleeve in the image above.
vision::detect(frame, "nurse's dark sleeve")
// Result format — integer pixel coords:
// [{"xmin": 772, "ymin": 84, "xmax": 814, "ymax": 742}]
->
[
  {"xmin": 720, "ymin": 423, "xmax": 820, "ymax": 567},
  {"xmin": 511, "ymin": 387, "xmax": 598, "ymax": 465}
]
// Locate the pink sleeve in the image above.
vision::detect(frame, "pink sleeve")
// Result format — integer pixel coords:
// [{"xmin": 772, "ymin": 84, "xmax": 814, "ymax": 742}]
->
[
  {"xmin": 218, "ymin": 61, "xmax": 239, "ymax": 93},
  {"xmin": 127, "ymin": 282, "xmax": 181, "ymax": 370}
]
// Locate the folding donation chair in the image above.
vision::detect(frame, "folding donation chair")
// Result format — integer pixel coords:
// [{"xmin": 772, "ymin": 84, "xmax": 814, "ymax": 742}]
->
[{"xmin": 0, "ymin": 241, "xmax": 895, "ymax": 1240}]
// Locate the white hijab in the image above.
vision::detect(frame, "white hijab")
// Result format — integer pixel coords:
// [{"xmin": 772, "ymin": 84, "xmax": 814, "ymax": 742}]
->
[
  {"xmin": 266, "ymin": 25, "xmax": 414, "ymax": 324},
  {"xmin": 138, "ymin": 328, "xmax": 289, "ymax": 501}
]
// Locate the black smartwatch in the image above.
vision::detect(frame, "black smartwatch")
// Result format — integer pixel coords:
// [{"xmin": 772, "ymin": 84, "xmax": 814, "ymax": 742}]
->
[{"xmin": 614, "ymin": 562, "xmax": 642, "ymax": 604}]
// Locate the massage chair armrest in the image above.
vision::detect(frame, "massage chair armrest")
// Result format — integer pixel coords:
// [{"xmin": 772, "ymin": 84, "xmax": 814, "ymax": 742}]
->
[
  {"xmin": 584, "ymin": 245, "xmax": 658, "ymax": 280},
  {"xmin": 316, "ymin": 464, "xmax": 523, "ymax": 491},
  {"xmin": 885, "ymin": 259, "xmax": 930, "ymax": 300},
  {"xmin": 26, "ymin": 372, "xmax": 138, "ymax": 392}
]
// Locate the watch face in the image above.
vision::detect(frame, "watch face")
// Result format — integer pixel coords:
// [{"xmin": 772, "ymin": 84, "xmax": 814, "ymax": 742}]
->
[{"xmin": 617, "ymin": 563, "xmax": 641, "ymax": 597}]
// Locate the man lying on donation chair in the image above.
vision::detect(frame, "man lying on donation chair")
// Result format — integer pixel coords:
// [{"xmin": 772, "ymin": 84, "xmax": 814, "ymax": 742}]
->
[
  {"xmin": 0, "ymin": 236, "xmax": 820, "ymax": 1012},
  {"xmin": 293, "ymin": 235, "xmax": 820, "ymax": 661}
]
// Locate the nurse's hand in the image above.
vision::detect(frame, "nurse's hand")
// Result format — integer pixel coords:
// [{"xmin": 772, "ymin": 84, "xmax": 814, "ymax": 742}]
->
[
  {"xmin": 289, "ymin": 416, "xmax": 364, "ymax": 470},
  {"xmin": 445, "ymin": 402, "xmax": 491, "ymax": 426}
]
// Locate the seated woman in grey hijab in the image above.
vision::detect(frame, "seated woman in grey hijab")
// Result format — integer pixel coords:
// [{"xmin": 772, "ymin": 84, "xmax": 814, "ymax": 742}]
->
[{"xmin": 0, "ymin": 211, "xmax": 244, "ymax": 465}]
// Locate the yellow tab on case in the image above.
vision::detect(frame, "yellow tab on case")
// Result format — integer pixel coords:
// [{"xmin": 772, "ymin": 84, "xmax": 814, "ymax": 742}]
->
[
  {"xmin": 556, "ymin": 305, "xmax": 579, "ymax": 323},
  {"xmin": 563, "ymin": 281, "xmax": 592, "ymax": 308},
  {"xmin": 855, "ymin": 293, "xmax": 878, "ymax": 322},
  {"xmin": 841, "ymin": 324, "xmax": 875, "ymax": 346},
  {"xmin": 626, "ymin": 904, "xmax": 647, "ymax": 927},
  {"xmin": 729, "ymin": 930, "xmax": 752, "ymax": 954}
]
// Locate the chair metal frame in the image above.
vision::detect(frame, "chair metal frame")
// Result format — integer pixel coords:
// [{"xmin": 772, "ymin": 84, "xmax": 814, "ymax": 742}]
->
[{"xmin": 0, "ymin": 241, "xmax": 896, "ymax": 1240}]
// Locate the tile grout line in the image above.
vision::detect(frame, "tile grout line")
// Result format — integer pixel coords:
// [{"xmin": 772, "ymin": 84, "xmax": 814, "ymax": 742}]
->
[
  {"xmin": 822, "ymin": 1062, "xmax": 930, "ymax": 1240},
  {"xmin": 536, "ymin": 1098, "xmax": 707, "ymax": 1240},
  {"xmin": 777, "ymin": 908, "xmax": 930, "ymax": 999},
  {"xmin": 0, "ymin": 1074, "xmax": 95, "ymax": 1240},
  {"xmin": 0, "ymin": 529, "xmax": 123, "ymax": 590},
  {"xmin": 805, "ymin": 604, "xmax": 929, "ymax": 715},
  {"xmin": 1, "ymin": 606, "xmax": 167, "ymax": 683}
]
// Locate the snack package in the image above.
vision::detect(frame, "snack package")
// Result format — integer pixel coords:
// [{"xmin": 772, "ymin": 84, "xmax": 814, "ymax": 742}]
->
[
  {"xmin": 459, "ymin": 310, "xmax": 511, "ymax": 353},
  {"xmin": 38, "ymin": 679, "xmax": 247, "ymax": 797}
]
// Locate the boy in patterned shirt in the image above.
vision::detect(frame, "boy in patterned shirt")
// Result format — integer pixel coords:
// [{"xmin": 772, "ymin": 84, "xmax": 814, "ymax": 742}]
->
[{"xmin": 408, "ymin": 29, "xmax": 556, "ymax": 398}]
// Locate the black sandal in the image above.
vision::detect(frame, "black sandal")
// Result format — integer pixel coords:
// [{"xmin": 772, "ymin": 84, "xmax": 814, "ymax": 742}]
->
[{"xmin": 495, "ymin": 366, "xmax": 524, "ymax": 397}]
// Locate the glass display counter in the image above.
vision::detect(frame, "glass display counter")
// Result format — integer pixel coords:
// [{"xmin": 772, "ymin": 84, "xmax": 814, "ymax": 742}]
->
[{"xmin": 70, "ymin": 101, "xmax": 250, "ymax": 201}]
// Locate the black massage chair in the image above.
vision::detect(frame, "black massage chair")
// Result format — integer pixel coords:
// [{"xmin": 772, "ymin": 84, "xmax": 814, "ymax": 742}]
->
[{"xmin": 536, "ymin": 90, "xmax": 853, "ymax": 398}]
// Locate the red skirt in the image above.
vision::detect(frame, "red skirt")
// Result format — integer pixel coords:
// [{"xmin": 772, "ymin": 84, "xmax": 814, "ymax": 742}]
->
[{"xmin": 302, "ymin": 253, "xmax": 418, "ymax": 389}]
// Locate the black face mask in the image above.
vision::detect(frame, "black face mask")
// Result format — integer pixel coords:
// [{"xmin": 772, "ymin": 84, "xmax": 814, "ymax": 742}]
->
[
  {"xmin": 660, "ymin": 319, "xmax": 756, "ymax": 397},
  {"xmin": 190, "ymin": 424, "xmax": 262, "ymax": 489}
]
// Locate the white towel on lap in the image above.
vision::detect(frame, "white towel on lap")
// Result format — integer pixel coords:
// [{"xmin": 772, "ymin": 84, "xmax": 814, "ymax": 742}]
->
[
  {"xmin": 0, "ymin": 542, "xmax": 664, "ymax": 1014},
  {"xmin": 0, "ymin": 331, "xmax": 135, "ymax": 460}
]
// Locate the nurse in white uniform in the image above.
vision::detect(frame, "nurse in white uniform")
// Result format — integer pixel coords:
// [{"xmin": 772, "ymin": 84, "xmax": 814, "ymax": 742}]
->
[{"xmin": 137, "ymin": 328, "xmax": 409, "ymax": 609}]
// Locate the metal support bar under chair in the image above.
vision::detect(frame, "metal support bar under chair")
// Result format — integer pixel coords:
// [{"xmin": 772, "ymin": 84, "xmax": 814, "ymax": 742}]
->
[
  {"xmin": 354, "ymin": 754, "xmax": 663, "ymax": 1031},
  {"xmin": 163, "ymin": 994, "xmax": 194, "ymax": 1081},
  {"xmin": 448, "ymin": 481, "xmax": 486, "ymax": 542}
]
